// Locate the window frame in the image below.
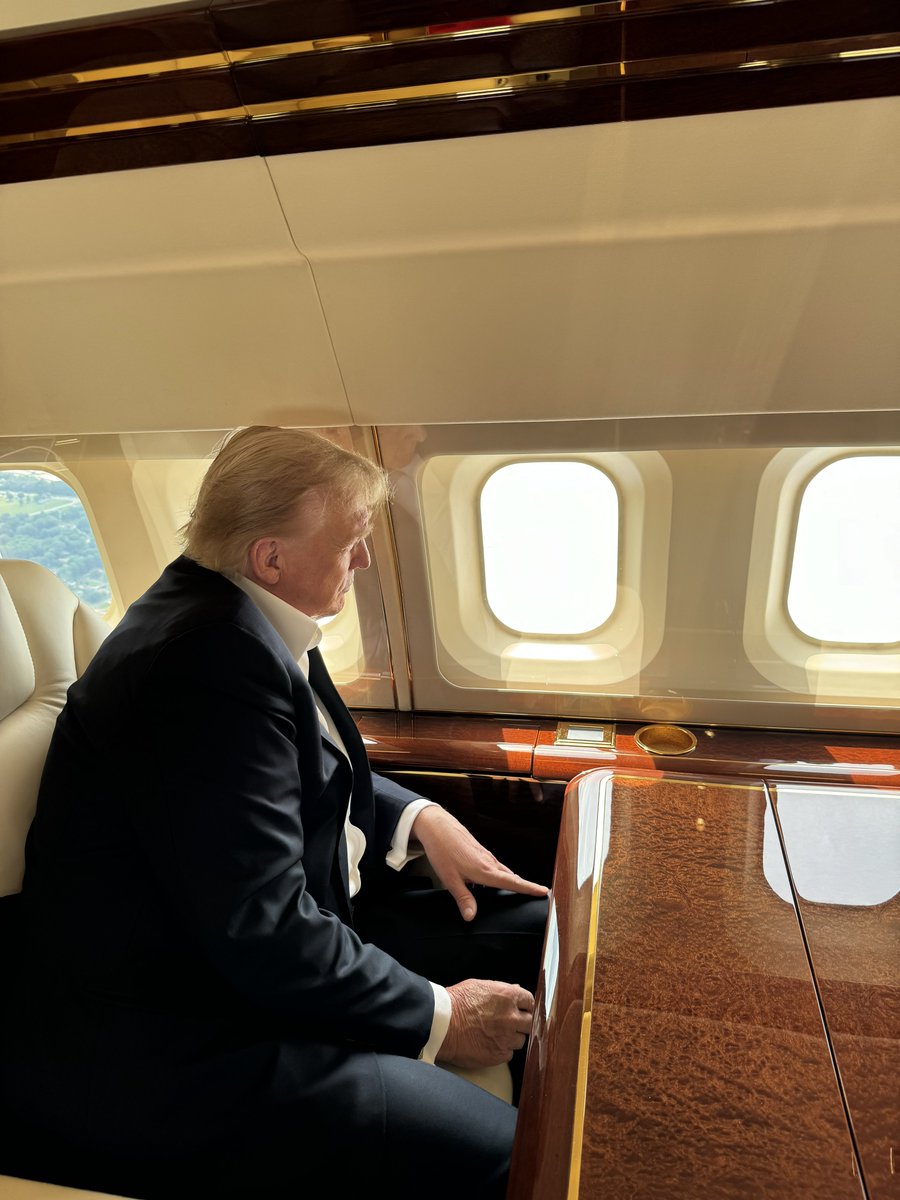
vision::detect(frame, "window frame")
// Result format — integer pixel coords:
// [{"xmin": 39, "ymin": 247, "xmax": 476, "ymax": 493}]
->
[
  {"xmin": 743, "ymin": 446, "xmax": 900, "ymax": 703},
  {"xmin": 417, "ymin": 449, "xmax": 671, "ymax": 695},
  {"xmin": 0, "ymin": 462, "xmax": 117, "ymax": 620}
]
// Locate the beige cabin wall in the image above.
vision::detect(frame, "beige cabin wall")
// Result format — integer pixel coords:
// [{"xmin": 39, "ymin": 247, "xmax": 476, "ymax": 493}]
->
[
  {"xmin": 63, "ymin": 458, "xmax": 158, "ymax": 617},
  {"xmin": 0, "ymin": 159, "xmax": 352, "ymax": 437}
]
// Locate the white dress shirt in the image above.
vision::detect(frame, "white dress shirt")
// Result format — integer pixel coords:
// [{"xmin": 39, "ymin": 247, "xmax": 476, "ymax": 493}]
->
[{"xmin": 230, "ymin": 574, "xmax": 451, "ymax": 1062}]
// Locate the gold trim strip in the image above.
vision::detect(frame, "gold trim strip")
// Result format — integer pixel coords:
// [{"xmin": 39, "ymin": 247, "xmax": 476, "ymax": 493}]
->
[
  {"xmin": 566, "ymin": 778, "xmax": 607, "ymax": 1200},
  {"xmin": 226, "ymin": 7, "xmax": 616, "ymax": 66},
  {"xmin": 568, "ymin": 885, "xmax": 601, "ymax": 1200},
  {"xmin": 0, "ymin": 6, "xmax": 617, "ymax": 93},
  {"xmin": 0, "ymin": 2, "xmax": 887, "ymax": 95},
  {"xmin": 0, "ymin": 52, "xmax": 228, "ymax": 94},
  {"xmin": 2, "ymin": 41, "xmax": 898, "ymax": 148},
  {"xmin": 0, "ymin": 106, "xmax": 247, "ymax": 145},
  {"xmin": 243, "ymin": 44, "xmax": 900, "ymax": 117},
  {"xmin": 556, "ymin": 721, "xmax": 616, "ymax": 749}
]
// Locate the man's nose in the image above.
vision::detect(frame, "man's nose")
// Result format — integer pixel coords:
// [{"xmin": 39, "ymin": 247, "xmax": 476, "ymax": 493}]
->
[{"xmin": 352, "ymin": 540, "xmax": 371, "ymax": 570}]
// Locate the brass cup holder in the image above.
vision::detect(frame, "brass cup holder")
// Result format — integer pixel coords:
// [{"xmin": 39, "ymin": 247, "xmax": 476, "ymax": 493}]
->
[{"xmin": 634, "ymin": 723, "xmax": 697, "ymax": 756}]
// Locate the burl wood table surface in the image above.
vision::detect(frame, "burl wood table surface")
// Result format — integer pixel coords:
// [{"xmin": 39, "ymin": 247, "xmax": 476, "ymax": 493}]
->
[{"xmin": 509, "ymin": 769, "xmax": 899, "ymax": 1200}]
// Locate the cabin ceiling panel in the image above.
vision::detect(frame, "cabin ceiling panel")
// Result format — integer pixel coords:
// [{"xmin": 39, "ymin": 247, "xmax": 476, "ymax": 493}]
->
[
  {"xmin": 269, "ymin": 100, "xmax": 900, "ymax": 424},
  {"xmin": 269, "ymin": 99, "xmax": 900, "ymax": 252},
  {"xmin": 0, "ymin": 157, "xmax": 352, "ymax": 434},
  {"xmin": 292, "ymin": 225, "xmax": 900, "ymax": 424},
  {"xmin": 0, "ymin": 264, "xmax": 351, "ymax": 435},
  {"xmin": 0, "ymin": 157, "xmax": 297, "ymax": 275}
]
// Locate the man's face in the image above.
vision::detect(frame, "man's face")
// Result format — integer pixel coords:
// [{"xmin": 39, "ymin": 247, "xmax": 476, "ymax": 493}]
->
[{"xmin": 258, "ymin": 495, "xmax": 373, "ymax": 619}]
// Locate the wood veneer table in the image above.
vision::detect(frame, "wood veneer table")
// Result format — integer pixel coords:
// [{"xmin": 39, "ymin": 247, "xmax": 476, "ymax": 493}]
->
[{"xmin": 509, "ymin": 769, "xmax": 899, "ymax": 1200}]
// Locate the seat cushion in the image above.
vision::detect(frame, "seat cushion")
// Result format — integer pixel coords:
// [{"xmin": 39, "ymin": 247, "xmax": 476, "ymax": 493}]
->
[{"xmin": 0, "ymin": 561, "xmax": 107, "ymax": 897}]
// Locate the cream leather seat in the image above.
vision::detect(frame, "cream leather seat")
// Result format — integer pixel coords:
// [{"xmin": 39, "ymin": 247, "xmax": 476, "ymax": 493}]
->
[
  {"xmin": 0, "ymin": 559, "xmax": 109, "ymax": 900},
  {"xmin": 0, "ymin": 559, "xmax": 130, "ymax": 1200}
]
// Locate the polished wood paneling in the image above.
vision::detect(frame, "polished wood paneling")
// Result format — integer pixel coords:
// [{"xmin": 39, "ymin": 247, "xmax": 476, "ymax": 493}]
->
[
  {"xmin": 623, "ymin": 0, "xmax": 900, "ymax": 61},
  {"xmin": 230, "ymin": 21, "xmax": 625, "ymax": 104},
  {"xmin": 770, "ymin": 782, "xmax": 900, "ymax": 1199},
  {"xmin": 533, "ymin": 724, "xmax": 900, "ymax": 788},
  {"xmin": 3, "ymin": 0, "xmax": 898, "ymax": 183},
  {"xmin": 508, "ymin": 766, "xmax": 606, "ymax": 1199},
  {"xmin": 511, "ymin": 770, "xmax": 864, "ymax": 1199},
  {"xmin": 353, "ymin": 710, "xmax": 900, "ymax": 788},
  {"xmin": 0, "ymin": 122, "xmax": 255, "ymax": 186},
  {"xmin": 0, "ymin": 11, "xmax": 221, "ymax": 85},
  {"xmin": 209, "ymin": 1, "xmax": 558, "ymax": 46},
  {"xmin": 376, "ymin": 768, "xmax": 563, "ymax": 887},
  {"xmin": 356, "ymin": 711, "xmax": 540, "ymax": 775},
  {"xmin": 0, "ymin": 70, "xmax": 241, "ymax": 139}
]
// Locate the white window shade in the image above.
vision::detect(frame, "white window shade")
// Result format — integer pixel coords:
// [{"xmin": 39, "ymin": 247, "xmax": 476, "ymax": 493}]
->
[
  {"xmin": 480, "ymin": 461, "xmax": 618, "ymax": 636},
  {"xmin": 787, "ymin": 456, "xmax": 900, "ymax": 645}
]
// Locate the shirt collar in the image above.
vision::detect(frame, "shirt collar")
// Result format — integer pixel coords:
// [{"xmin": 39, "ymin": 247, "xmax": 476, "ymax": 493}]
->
[{"xmin": 230, "ymin": 573, "xmax": 322, "ymax": 664}]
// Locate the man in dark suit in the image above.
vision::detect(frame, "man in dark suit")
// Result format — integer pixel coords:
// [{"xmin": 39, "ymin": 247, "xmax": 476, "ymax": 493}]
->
[{"xmin": 5, "ymin": 427, "xmax": 548, "ymax": 1199}]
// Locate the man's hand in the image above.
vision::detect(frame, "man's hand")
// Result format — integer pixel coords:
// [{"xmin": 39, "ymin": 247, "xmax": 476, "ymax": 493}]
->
[
  {"xmin": 411, "ymin": 806, "xmax": 548, "ymax": 921},
  {"xmin": 437, "ymin": 979, "xmax": 535, "ymax": 1069}
]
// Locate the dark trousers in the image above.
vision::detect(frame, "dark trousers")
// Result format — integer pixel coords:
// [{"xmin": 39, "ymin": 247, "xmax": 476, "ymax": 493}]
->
[
  {"xmin": 352, "ymin": 880, "xmax": 549, "ymax": 1197},
  {"xmin": 1, "ymin": 887, "xmax": 548, "ymax": 1200}
]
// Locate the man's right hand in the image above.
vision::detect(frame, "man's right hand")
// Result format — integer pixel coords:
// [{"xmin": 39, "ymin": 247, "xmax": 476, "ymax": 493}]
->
[{"xmin": 437, "ymin": 979, "xmax": 535, "ymax": 1069}]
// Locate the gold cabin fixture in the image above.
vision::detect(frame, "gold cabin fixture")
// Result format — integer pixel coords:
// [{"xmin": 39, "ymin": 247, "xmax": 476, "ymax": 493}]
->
[
  {"xmin": 554, "ymin": 723, "xmax": 616, "ymax": 749},
  {"xmin": 634, "ymin": 724, "xmax": 698, "ymax": 756}
]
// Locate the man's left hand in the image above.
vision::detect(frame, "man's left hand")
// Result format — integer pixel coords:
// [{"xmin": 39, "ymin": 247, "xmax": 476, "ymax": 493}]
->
[{"xmin": 411, "ymin": 806, "xmax": 548, "ymax": 922}]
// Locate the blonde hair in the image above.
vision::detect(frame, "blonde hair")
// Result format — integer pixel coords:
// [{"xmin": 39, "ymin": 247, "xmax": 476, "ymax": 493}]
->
[{"xmin": 181, "ymin": 426, "xmax": 388, "ymax": 574}]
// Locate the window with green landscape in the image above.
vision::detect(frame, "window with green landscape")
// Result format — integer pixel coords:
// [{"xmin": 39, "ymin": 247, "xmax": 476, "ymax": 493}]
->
[{"xmin": 0, "ymin": 469, "xmax": 111, "ymax": 613}]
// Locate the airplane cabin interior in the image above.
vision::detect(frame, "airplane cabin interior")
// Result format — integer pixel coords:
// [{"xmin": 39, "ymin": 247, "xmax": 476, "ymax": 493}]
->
[{"xmin": 0, "ymin": 1, "xmax": 898, "ymax": 1197}]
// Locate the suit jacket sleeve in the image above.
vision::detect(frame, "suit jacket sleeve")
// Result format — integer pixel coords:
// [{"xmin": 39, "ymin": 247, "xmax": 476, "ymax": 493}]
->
[
  {"xmin": 369, "ymin": 771, "xmax": 431, "ymax": 861},
  {"xmin": 131, "ymin": 620, "xmax": 434, "ymax": 1058}
]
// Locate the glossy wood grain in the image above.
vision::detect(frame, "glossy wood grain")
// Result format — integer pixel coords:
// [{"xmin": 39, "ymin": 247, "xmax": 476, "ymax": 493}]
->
[
  {"xmin": 3, "ymin": 0, "xmax": 898, "ymax": 183},
  {"xmin": 355, "ymin": 711, "xmax": 540, "ymax": 775},
  {"xmin": 532, "ymin": 723, "xmax": 900, "ymax": 788},
  {"xmin": 508, "ymin": 767, "xmax": 608, "ymax": 1200},
  {"xmin": 0, "ymin": 12, "xmax": 221, "ymax": 85},
  {"xmin": 352, "ymin": 711, "xmax": 900, "ymax": 788},
  {"xmin": 511, "ymin": 769, "xmax": 864, "ymax": 1200},
  {"xmin": 376, "ymin": 769, "xmax": 563, "ymax": 887},
  {"xmin": 770, "ymin": 782, "xmax": 900, "ymax": 1198}
]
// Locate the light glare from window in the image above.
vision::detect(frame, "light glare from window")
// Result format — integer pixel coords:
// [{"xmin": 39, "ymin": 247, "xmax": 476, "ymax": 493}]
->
[
  {"xmin": 480, "ymin": 462, "xmax": 618, "ymax": 635},
  {"xmin": 787, "ymin": 456, "xmax": 900, "ymax": 644}
]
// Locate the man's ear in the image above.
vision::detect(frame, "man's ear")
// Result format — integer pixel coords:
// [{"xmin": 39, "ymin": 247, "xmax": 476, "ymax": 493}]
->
[{"xmin": 246, "ymin": 537, "xmax": 281, "ymax": 586}]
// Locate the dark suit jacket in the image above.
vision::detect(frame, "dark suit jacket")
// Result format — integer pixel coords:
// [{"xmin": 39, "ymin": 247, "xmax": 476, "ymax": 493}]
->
[{"xmin": 6, "ymin": 556, "xmax": 434, "ymax": 1182}]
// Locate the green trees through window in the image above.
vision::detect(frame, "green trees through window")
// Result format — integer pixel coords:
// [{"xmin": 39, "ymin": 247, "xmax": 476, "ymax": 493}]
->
[{"xmin": 0, "ymin": 470, "xmax": 111, "ymax": 613}]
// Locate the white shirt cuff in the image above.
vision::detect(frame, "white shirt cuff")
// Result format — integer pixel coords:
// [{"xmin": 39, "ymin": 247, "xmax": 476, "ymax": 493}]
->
[
  {"xmin": 385, "ymin": 798, "xmax": 437, "ymax": 871},
  {"xmin": 419, "ymin": 982, "xmax": 452, "ymax": 1064}
]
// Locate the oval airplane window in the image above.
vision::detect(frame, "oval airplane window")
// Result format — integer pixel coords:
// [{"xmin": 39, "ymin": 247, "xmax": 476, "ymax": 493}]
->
[
  {"xmin": 786, "ymin": 455, "xmax": 900, "ymax": 644},
  {"xmin": 0, "ymin": 468, "xmax": 112, "ymax": 613},
  {"xmin": 479, "ymin": 461, "xmax": 618, "ymax": 635}
]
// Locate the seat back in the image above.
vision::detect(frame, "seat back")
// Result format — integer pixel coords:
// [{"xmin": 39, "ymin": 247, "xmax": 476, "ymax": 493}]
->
[{"xmin": 0, "ymin": 560, "xmax": 108, "ymax": 899}]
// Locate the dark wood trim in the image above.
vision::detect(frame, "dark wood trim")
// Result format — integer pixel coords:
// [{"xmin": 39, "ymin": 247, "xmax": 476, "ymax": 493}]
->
[
  {"xmin": 355, "ymin": 711, "xmax": 900, "ymax": 789},
  {"xmin": 2, "ymin": 0, "xmax": 898, "ymax": 183}
]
